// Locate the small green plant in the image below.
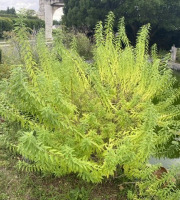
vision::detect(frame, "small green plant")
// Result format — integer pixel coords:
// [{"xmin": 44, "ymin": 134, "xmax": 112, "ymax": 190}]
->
[
  {"xmin": 0, "ymin": 17, "xmax": 13, "ymax": 38},
  {"xmin": 176, "ymin": 48, "xmax": 180, "ymax": 63},
  {"xmin": 127, "ymin": 165, "xmax": 180, "ymax": 200},
  {"xmin": 54, "ymin": 28, "xmax": 93, "ymax": 60},
  {"xmin": 0, "ymin": 48, "xmax": 2, "ymax": 63},
  {"xmin": 68, "ymin": 187, "xmax": 90, "ymax": 200},
  {"xmin": 75, "ymin": 32, "xmax": 93, "ymax": 60},
  {"xmin": 0, "ymin": 64, "xmax": 12, "ymax": 80}
]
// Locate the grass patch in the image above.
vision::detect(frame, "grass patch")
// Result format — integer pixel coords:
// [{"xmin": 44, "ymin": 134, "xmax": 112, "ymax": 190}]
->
[{"xmin": 0, "ymin": 137, "xmax": 128, "ymax": 200}]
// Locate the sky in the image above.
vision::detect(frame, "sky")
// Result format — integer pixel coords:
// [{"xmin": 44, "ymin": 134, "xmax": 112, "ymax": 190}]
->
[{"xmin": 0, "ymin": 0, "xmax": 63, "ymax": 20}]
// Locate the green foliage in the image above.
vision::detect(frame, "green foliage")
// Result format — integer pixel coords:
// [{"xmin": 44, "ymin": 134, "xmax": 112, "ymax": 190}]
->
[
  {"xmin": 127, "ymin": 166, "xmax": 180, "ymax": 200},
  {"xmin": 0, "ymin": 13, "xmax": 180, "ymax": 199},
  {"xmin": 0, "ymin": 7, "xmax": 16, "ymax": 15},
  {"xmin": 63, "ymin": 0, "xmax": 180, "ymax": 31},
  {"xmin": 18, "ymin": 8, "xmax": 37, "ymax": 18},
  {"xmin": 75, "ymin": 33, "xmax": 93, "ymax": 60},
  {"xmin": 0, "ymin": 64, "xmax": 12, "ymax": 80},
  {"xmin": 54, "ymin": 28, "xmax": 93, "ymax": 60},
  {"xmin": 0, "ymin": 14, "xmax": 17, "ymax": 18},
  {"xmin": 0, "ymin": 17, "xmax": 13, "ymax": 37},
  {"xmin": 63, "ymin": 0, "xmax": 108, "ymax": 29},
  {"xmin": 0, "ymin": 48, "xmax": 2, "ymax": 63},
  {"xmin": 23, "ymin": 18, "xmax": 45, "ymax": 30},
  {"xmin": 63, "ymin": 0, "xmax": 180, "ymax": 49},
  {"xmin": 0, "ymin": 15, "xmax": 44, "ymax": 38},
  {"xmin": 53, "ymin": 20, "xmax": 61, "ymax": 25},
  {"xmin": 0, "ymin": 14, "xmax": 40, "ymax": 20},
  {"xmin": 176, "ymin": 49, "xmax": 180, "ymax": 63},
  {"xmin": 68, "ymin": 187, "xmax": 90, "ymax": 200}
]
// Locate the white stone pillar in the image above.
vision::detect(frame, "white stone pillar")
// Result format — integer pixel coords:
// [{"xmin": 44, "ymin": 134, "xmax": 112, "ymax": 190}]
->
[
  {"xmin": 45, "ymin": 3, "xmax": 53, "ymax": 40},
  {"xmin": 171, "ymin": 45, "xmax": 177, "ymax": 62},
  {"xmin": 38, "ymin": 0, "xmax": 45, "ymax": 20}
]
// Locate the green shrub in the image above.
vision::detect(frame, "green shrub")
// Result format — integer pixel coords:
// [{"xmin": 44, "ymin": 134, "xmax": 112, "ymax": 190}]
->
[
  {"xmin": 68, "ymin": 187, "xmax": 90, "ymax": 200},
  {"xmin": 0, "ymin": 64, "xmax": 12, "ymax": 80},
  {"xmin": 0, "ymin": 13, "xmax": 180, "ymax": 197},
  {"xmin": 54, "ymin": 28, "xmax": 93, "ymax": 60},
  {"xmin": 0, "ymin": 13, "xmax": 40, "ymax": 20},
  {"xmin": 176, "ymin": 49, "xmax": 180, "ymax": 63},
  {"xmin": 75, "ymin": 32, "xmax": 93, "ymax": 60},
  {"xmin": 0, "ymin": 17, "xmax": 13, "ymax": 37},
  {"xmin": 0, "ymin": 16, "xmax": 44, "ymax": 38},
  {"xmin": 127, "ymin": 165, "xmax": 180, "ymax": 200},
  {"xmin": 0, "ymin": 48, "xmax": 2, "ymax": 63},
  {"xmin": 0, "ymin": 14, "xmax": 17, "ymax": 18},
  {"xmin": 23, "ymin": 18, "xmax": 45, "ymax": 30}
]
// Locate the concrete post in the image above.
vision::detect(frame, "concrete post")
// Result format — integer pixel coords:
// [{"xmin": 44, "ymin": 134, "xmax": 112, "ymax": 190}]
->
[
  {"xmin": 45, "ymin": 3, "xmax": 53, "ymax": 40},
  {"xmin": 171, "ymin": 45, "xmax": 177, "ymax": 62}
]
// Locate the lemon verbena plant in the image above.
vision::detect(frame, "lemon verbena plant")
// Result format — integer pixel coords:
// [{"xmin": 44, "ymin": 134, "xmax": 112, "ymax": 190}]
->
[{"xmin": 0, "ymin": 12, "xmax": 180, "ymax": 183}]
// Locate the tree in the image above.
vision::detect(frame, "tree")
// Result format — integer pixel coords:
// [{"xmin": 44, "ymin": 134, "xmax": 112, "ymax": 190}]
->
[
  {"xmin": 6, "ymin": 7, "xmax": 16, "ymax": 15},
  {"xmin": 63, "ymin": 0, "xmax": 107, "ymax": 29},
  {"xmin": 0, "ymin": 7, "xmax": 16, "ymax": 15},
  {"xmin": 63, "ymin": 0, "xmax": 180, "ymax": 30},
  {"xmin": 62, "ymin": 0, "xmax": 180, "ymax": 47},
  {"xmin": 18, "ymin": 9, "xmax": 37, "ymax": 17},
  {"xmin": 25, "ymin": 9, "xmax": 37, "ymax": 17}
]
